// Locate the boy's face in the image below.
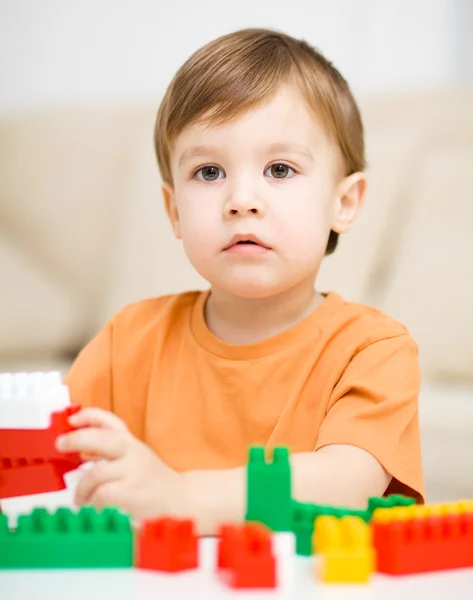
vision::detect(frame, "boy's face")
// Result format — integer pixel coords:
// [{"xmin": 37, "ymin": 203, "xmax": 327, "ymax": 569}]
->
[{"xmin": 164, "ymin": 85, "xmax": 365, "ymax": 299}]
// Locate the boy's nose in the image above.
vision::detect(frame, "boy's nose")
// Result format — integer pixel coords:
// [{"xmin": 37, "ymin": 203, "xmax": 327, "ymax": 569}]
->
[
  {"xmin": 224, "ymin": 190, "xmax": 265, "ymax": 218},
  {"xmin": 227, "ymin": 206, "xmax": 259, "ymax": 216}
]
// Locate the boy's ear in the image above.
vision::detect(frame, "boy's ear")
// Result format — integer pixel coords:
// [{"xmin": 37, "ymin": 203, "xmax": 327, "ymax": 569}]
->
[
  {"xmin": 162, "ymin": 182, "xmax": 182, "ymax": 239},
  {"xmin": 331, "ymin": 172, "xmax": 367, "ymax": 234}
]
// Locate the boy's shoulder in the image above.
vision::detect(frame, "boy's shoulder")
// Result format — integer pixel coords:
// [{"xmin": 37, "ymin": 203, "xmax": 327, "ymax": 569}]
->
[
  {"xmin": 111, "ymin": 290, "xmax": 201, "ymax": 332},
  {"xmin": 324, "ymin": 292, "xmax": 413, "ymax": 348}
]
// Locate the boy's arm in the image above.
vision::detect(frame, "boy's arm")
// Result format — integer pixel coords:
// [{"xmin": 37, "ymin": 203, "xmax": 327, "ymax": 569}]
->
[
  {"xmin": 182, "ymin": 444, "xmax": 391, "ymax": 535},
  {"xmin": 182, "ymin": 334, "xmax": 423, "ymax": 535},
  {"xmin": 57, "ymin": 409, "xmax": 389, "ymax": 535}
]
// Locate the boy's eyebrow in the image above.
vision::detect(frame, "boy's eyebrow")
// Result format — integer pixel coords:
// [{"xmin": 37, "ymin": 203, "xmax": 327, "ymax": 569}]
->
[
  {"xmin": 178, "ymin": 142, "xmax": 314, "ymax": 168},
  {"xmin": 178, "ymin": 145, "xmax": 220, "ymax": 168},
  {"xmin": 265, "ymin": 142, "xmax": 314, "ymax": 160}
]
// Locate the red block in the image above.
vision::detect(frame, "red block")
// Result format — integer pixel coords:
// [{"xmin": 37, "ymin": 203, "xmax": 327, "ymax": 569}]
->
[
  {"xmin": 0, "ymin": 405, "xmax": 81, "ymax": 462},
  {"xmin": 373, "ymin": 512, "xmax": 473, "ymax": 575},
  {"xmin": 217, "ymin": 524, "xmax": 237, "ymax": 570},
  {"xmin": 0, "ymin": 457, "xmax": 81, "ymax": 499},
  {"xmin": 136, "ymin": 517, "xmax": 198, "ymax": 572},
  {"xmin": 217, "ymin": 522, "xmax": 276, "ymax": 589}
]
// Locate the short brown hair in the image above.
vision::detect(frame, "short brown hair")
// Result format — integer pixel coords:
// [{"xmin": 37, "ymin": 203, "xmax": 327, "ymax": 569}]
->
[{"xmin": 155, "ymin": 28, "xmax": 365, "ymax": 255}]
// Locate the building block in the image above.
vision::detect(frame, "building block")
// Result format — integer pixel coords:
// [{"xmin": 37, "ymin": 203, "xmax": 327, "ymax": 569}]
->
[
  {"xmin": 0, "ymin": 405, "xmax": 81, "ymax": 462},
  {"xmin": 245, "ymin": 446, "xmax": 292, "ymax": 532},
  {"xmin": 366, "ymin": 494, "xmax": 416, "ymax": 520},
  {"xmin": 0, "ymin": 457, "xmax": 81, "ymax": 499},
  {"xmin": 0, "ymin": 507, "xmax": 133, "ymax": 569},
  {"xmin": 0, "ymin": 404, "xmax": 83, "ymax": 499},
  {"xmin": 0, "ymin": 371, "xmax": 62, "ymax": 399},
  {"xmin": 291, "ymin": 500, "xmax": 368, "ymax": 556},
  {"xmin": 217, "ymin": 522, "xmax": 276, "ymax": 589},
  {"xmin": 313, "ymin": 504, "xmax": 369, "ymax": 522},
  {"xmin": 290, "ymin": 494, "xmax": 415, "ymax": 556},
  {"xmin": 135, "ymin": 517, "xmax": 198, "ymax": 572},
  {"xmin": 314, "ymin": 516, "xmax": 374, "ymax": 583},
  {"xmin": 372, "ymin": 501, "xmax": 473, "ymax": 575},
  {"xmin": 0, "ymin": 371, "xmax": 71, "ymax": 429},
  {"xmin": 291, "ymin": 501, "xmax": 318, "ymax": 556}
]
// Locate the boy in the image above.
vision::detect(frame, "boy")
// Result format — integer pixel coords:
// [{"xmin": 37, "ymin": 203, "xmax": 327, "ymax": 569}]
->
[{"xmin": 56, "ymin": 28, "xmax": 424, "ymax": 534}]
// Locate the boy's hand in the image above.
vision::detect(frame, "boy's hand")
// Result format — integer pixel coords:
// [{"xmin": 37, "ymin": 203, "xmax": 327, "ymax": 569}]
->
[{"xmin": 55, "ymin": 408, "xmax": 183, "ymax": 521}]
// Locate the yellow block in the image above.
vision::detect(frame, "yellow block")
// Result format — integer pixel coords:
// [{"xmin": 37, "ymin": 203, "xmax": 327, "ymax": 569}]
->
[{"xmin": 313, "ymin": 516, "xmax": 374, "ymax": 584}]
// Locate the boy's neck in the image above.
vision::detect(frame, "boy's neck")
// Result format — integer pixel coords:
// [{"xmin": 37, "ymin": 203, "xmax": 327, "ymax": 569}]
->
[{"xmin": 204, "ymin": 284, "xmax": 324, "ymax": 345}]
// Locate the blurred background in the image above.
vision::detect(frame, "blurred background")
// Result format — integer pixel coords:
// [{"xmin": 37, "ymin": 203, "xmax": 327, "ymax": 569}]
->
[{"xmin": 1, "ymin": 0, "xmax": 472, "ymax": 502}]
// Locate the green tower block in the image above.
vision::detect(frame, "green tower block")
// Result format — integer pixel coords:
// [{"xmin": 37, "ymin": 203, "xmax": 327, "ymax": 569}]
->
[
  {"xmin": 366, "ymin": 494, "xmax": 416, "ymax": 520},
  {"xmin": 245, "ymin": 446, "xmax": 292, "ymax": 532},
  {"xmin": 0, "ymin": 507, "xmax": 133, "ymax": 569}
]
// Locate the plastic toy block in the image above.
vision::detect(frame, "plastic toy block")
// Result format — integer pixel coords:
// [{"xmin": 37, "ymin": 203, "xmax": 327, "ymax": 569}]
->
[
  {"xmin": 0, "ymin": 507, "xmax": 133, "ymax": 569},
  {"xmin": 366, "ymin": 494, "xmax": 416, "ymax": 520},
  {"xmin": 0, "ymin": 371, "xmax": 71, "ymax": 429},
  {"xmin": 0, "ymin": 371, "xmax": 62, "ymax": 399},
  {"xmin": 0, "ymin": 405, "xmax": 81, "ymax": 462},
  {"xmin": 0, "ymin": 457, "xmax": 81, "ymax": 499},
  {"xmin": 315, "ymin": 505, "xmax": 369, "ymax": 522},
  {"xmin": 314, "ymin": 516, "xmax": 374, "ymax": 583},
  {"xmin": 291, "ymin": 501, "xmax": 318, "ymax": 556},
  {"xmin": 303, "ymin": 494, "xmax": 414, "ymax": 525},
  {"xmin": 290, "ymin": 500, "xmax": 369, "ymax": 556},
  {"xmin": 217, "ymin": 522, "xmax": 276, "ymax": 589},
  {"xmin": 136, "ymin": 517, "xmax": 198, "ymax": 572},
  {"xmin": 245, "ymin": 446, "xmax": 292, "ymax": 532},
  {"xmin": 217, "ymin": 524, "xmax": 237, "ymax": 570},
  {"xmin": 0, "ymin": 404, "xmax": 82, "ymax": 499},
  {"xmin": 372, "ymin": 501, "xmax": 473, "ymax": 575}
]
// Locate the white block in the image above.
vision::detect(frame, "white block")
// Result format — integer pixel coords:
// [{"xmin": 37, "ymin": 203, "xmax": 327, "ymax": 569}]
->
[{"xmin": 0, "ymin": 370, "xmax": 71, "ymax": 429}]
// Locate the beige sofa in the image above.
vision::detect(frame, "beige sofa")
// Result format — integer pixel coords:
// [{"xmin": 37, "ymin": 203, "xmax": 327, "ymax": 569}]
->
[{"xmin": 1, "ymin": 88, "xmax": 472, "ymax": 500}]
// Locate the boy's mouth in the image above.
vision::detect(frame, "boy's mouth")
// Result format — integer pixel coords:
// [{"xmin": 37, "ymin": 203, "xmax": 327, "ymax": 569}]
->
[{"xmin": 223, "ymin": 233, "xmax": 271, "ymax": 250}]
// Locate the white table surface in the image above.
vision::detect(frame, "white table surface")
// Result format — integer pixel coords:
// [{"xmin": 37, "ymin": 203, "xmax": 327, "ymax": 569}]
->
[{"xmin": 2, "ymin": 533, "xmax": 473, "ymax": 600}]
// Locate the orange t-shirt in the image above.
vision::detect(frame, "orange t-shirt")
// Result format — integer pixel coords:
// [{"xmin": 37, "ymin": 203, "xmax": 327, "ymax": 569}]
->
[{"xmin": 65, "ymin": 290, "xmax": 425, "ymax": 502}]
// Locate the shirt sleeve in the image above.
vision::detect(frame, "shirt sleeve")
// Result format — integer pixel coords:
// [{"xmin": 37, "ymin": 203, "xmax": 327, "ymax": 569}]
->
[
  {"xmin": 315, "ymin": 333, "xmax": 424, "ymax": 502},
  {"xmin": 64, "ymin": 320, "xmax": 113, "ymax": 412}
]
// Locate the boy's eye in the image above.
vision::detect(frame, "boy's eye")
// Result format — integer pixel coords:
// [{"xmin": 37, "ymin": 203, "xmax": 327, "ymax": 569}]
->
[
  {"xmin": 194, "ymin": 166, "xmax": 224, "ymax": 181},
  {"xmin": 265, "ymin": 163, "xmax": 296, "ymax": 179},
  {"xmin": 194, "ymin": 163, "xmax": 296, "ymax": 181}
]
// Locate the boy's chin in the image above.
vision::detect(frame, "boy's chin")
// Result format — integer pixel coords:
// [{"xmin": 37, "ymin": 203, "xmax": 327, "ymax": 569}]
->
[{"xmin": 212, "ymin": 279, "xmax": 287, "ymax": 300}]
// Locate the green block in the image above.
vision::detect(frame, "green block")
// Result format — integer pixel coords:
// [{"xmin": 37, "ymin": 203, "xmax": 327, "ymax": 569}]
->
[
  {"xmin": 291, "ymin": 501, "xmax": 318, "ymax": 556},
  {"xmin": 0, "ymin": 507, "xmax": 133, "ymax": 569},
  {"xmin": 366, "ymin": 494, "xmax": 416, "ymax": 520},
  {"xmin": 315, "ymin": 505, "xmax": 369, "ymax": 522},
  {"xmin": 245, "ymin": 446, "xmax": 292, "ymax": 532},
  {"xmin": 291, "ymin": 502, "xmax": 370, "ymax": 556}
]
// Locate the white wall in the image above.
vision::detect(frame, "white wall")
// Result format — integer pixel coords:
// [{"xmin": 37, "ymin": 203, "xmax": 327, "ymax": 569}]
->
[{"xmin": 0, "ymin": 0, "xmax": 465, "ymax": 114}]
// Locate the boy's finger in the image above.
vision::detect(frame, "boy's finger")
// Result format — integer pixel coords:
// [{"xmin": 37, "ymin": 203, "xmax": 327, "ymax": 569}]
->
[
  {"xmin": 88, "ymin": 480, "xmax": 127, "ymax": 511},
  {"xmin": 55, "ymin": 428, "xmax": 129, "ymax": 460},
  {"xmin": 80, "ymin": 452, "xmax": 105, "ymax": 462},
  {"xmin": 68, "ymin": 407, "xmax": 128, "ymax": 431},
  {"xmin": 75, "ymin": 460, "xmax": 122, "ymax": 506}
]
